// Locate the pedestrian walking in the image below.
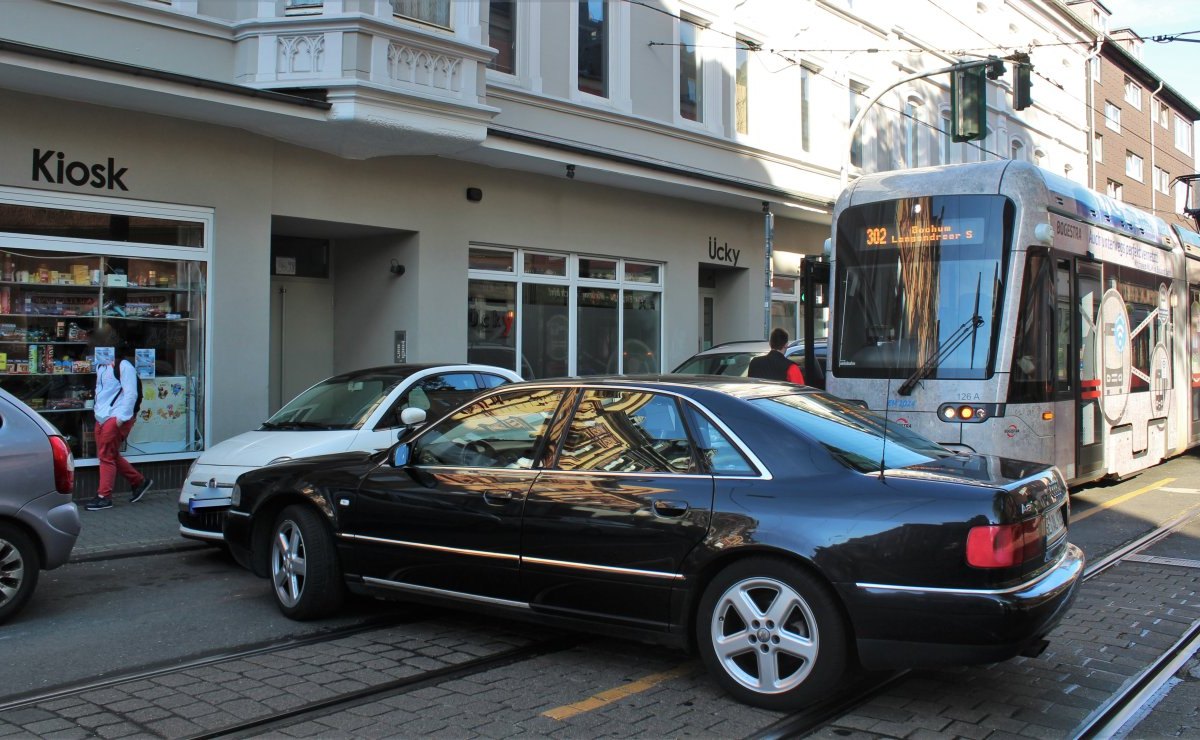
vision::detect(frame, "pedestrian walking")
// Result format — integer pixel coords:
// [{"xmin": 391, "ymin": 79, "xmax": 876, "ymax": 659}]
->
[
  {"xmin": 85, "ymin": 335, "xmax": 152, "ymax": 511},
  {"xmin": 747, "ymin": 328, "xmax": 805, "ymax": 384}
]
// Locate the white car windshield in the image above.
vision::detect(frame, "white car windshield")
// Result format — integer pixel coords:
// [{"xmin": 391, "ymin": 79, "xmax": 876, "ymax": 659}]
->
[{"xmin": 263, "ymin": 374, "xmax": 409, "ymax": 431}]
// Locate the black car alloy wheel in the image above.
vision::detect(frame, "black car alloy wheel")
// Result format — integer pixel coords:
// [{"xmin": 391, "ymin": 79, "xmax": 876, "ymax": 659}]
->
[
  {"xmin": 698, "ymin": 557, "xmax": 848, "ymax": 710},
  {"xmin": 0, "ymin": 522, "xmax": 40, "ymax": 625},
  {"xmin": 270, "ymin": 505, "xmax": 344, "ymax": 620}
]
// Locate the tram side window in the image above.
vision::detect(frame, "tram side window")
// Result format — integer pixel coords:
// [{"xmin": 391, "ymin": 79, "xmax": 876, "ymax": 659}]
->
[
  {"xmin": 1010, "ymin": 252, "xmax": 1055, "ymax": 403},
  {"xmin": 1112, "ymin": 267, "xmax": 1167, "ymax": 395}
]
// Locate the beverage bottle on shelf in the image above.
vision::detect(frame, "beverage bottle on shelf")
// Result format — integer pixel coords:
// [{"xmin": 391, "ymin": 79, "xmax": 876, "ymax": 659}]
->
[
  {"xmin": 2, "ymin": 255, "xmax": 13, "ymax": 282},
  {"xmin": 38, "ymin": 264, "xmax": 50, "ymax": 283}
]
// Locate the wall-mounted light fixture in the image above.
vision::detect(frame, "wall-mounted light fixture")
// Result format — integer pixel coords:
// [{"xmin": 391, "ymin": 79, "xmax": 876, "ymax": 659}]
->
[
  {"xmin": 466, "ymin": 187, "xmax": 483, "ymax": 202},
  {"xmin": 389, "ymin": 258, "xmax": 406, "ymax": 277},
  {"xmin": 566, "ymin": 164, "xmax": 576, "ymax": 179}
]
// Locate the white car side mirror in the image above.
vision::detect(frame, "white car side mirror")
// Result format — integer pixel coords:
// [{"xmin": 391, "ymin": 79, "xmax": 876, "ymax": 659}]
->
[{"xmin": 400, "ymin": 407, "xmax": 426, "ymax": 427}]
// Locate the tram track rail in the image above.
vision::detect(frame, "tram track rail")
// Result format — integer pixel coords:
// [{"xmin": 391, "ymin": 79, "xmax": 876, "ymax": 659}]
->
[
  {"xmin": 0, "ymin": 612, "xmax": 421, "ymax": 713},
  {"xmin": 193, "ymin": 635, "xmax": 582, "ymax": 740},
  {"xmin": 751, "ymin": 508, "xmax": 1200, "ymax": 740}
]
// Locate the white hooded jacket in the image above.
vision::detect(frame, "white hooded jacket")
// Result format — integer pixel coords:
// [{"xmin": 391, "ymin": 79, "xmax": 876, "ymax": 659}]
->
[{"xmin": 94, "ymin": 359, "xmax": 138, "ymax": 424}]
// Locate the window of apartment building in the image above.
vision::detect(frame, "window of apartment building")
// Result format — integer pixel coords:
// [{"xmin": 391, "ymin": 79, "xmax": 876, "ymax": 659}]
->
[
  {"xmin": 467, "ymin": 247, "xmax": 663, "ymax": 378},
  {"xmin": 679, "ymin": 17, "xmax": 703, "ymax": 122},
  {"xmin": 1154, "ymin": 166, "xmax": 1172, "ymax": 195},
  {"xmin": 1090, "ymin": 55, "xmax": 1101, "ymax": 82},
  {"xmin": 849, "ymin": 81, "xmax": 866, "ymax": 167},
  {"xmin": 1094, "ymin": 133, "xmax": 1103, "ymax": 162},
  {"xmin": 903, "ymin": 98, "xmax": 923, "ymax": 168},
  {"xmin": 1177, "ymin": 181, "xmax": 1189, "ymax": 214},
  {"xmin": 1034, "ymin": 149, "xmax": 1046, "ymax": 168},
  {"xmin": 394, "ymin": 0, "xmax": 451, "ymax": 28},
  {"xmin": 1107, "ymin": 179, "xmax": 1123, "ymax": 201},
  {"xmin": 1155, "ymin": 99, "xmax": 1170, "ymax": 128},
  {"xmin": 1176, "ymin": 115, "xmax": 1193, "ymax": 154},
  {"xmin": 487, "ymin": 1, "xmax": 516, "ymax": 74},
  {"xmin": 578, "ymin": 1, "xmax": 608, "ymax": 97},
  {"xmin": 800, "ymin": 66, "xmax": 812, "ymax": 152},
  {"xmin": 1125, "ymin": 151, "xmax": 1144, "ymax": 181},
  {"xmin": 1124, "ymin": 77, "xmax": 1142, "ymax": 109},
  {"xmin": 1011, "ymin": 139, "xmax": 1025, "ymax": 162},
  {"xmin": 1105, "ymin": 101, "xmax": 1121, "ymax": 131},
  {"xmin": 735, "ymin": 37, "xmax": 753, "ymax": 134}
]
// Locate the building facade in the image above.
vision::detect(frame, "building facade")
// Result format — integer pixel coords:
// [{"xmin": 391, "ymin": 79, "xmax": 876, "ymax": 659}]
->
[
  {"xmin": 1066, "ymin": 0, "xmax": 1200, "ymax": 231},
  {"xmin": 0, "ymin": 0, "xmax": 1112, "ymax": 490}
]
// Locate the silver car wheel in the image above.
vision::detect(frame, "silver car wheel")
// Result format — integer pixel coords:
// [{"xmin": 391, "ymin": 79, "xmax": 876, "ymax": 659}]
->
[
  {"xmin": 709, "ymin": 575, "xmax": 819, "ymax": 695},
  {"xmin": 271, "ymin": 518, "xmax": 308, "ymax": 609},
  {"xmin": 0, "ymin": 536, "xmax": 26, "ymax": 607}
]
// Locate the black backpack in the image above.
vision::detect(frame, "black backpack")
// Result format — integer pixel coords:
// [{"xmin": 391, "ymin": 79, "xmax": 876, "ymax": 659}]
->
[{"xmin": 114, "ymin": 359, "xmax": 144, "ymax": 415}]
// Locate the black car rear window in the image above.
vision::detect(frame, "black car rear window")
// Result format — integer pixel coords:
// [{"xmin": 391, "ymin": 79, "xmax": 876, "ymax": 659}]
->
[{"xmin": 751, "ymin": 392, "xmax": 950, "ymax": 473}]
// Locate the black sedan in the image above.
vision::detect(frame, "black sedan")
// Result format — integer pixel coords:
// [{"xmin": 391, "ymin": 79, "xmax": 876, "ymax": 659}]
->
[{"xmin": 224, "ymin": 376, "xmax": 1082, "ymax": 710}]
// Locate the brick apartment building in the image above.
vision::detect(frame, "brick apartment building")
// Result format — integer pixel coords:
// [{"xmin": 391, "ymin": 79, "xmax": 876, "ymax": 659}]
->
[{"xmin": 1071, "ymin": 0, "xmax": 1200, "ymax": 232}]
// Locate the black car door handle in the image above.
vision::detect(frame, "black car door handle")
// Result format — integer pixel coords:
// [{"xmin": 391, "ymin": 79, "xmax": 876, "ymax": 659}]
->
[
  {"xmin": 653, "ymin": 499, "xmax": 689, "ymax": 517},
  {"xmin": 484, "ymin": 490, "xmax": 516, "ymax": 504}
]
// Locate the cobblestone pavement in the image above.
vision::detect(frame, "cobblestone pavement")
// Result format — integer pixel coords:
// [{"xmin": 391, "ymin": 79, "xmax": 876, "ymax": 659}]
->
[{"xmin": 5, "ymin": 532, "xmax": 1197, "ymax": 739}]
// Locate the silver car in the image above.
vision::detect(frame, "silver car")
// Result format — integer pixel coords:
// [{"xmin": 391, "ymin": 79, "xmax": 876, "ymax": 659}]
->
[{"xmin": 0, "ymin": 387, "xmax": 80, "ymax": 624}]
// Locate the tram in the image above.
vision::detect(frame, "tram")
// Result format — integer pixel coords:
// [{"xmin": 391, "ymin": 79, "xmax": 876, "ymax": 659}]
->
[{"xmin": 826, "ymin": 160, "xmax": 1200, "ymax": 485}]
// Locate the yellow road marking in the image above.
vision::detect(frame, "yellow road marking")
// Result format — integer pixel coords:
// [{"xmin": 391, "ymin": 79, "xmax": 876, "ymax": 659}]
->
[
  {"xmin": 1072, "ymin": 477, "xmax": 1174, "ymax": 523},
  {"xmin": 542, "ymin": 664, "xmax": 695, "ymax": 721}
]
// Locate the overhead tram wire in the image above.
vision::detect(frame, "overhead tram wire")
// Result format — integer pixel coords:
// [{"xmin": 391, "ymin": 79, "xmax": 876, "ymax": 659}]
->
[{"xmin": 631, "ymin": 0, "xmax": 1197, "ymax": 170}]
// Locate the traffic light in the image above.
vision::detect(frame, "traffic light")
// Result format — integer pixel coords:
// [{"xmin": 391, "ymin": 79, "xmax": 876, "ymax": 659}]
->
[
  {"xmin": 1013, "ymin": 54, "xmax": 1033, "ymax": 111},
  {"xmin": 952, "ymin": 66, "xmax": 987, "ymax": 142},
  {"xmin": 985, "ymin": 57, "xmax": 1005, "ymax": 80}
]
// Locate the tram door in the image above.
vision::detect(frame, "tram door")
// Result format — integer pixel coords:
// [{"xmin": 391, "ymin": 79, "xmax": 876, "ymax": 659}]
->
[
  {"xmin": 1188, "ymin": 258, "xmax": 1200, "ymax": 446},
  {"xmin": 1076, "ymin": 261, "xmax": 1105, "ymax": 479}
]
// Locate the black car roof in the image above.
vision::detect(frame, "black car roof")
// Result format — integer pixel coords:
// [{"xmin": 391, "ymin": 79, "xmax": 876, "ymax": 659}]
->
[{"xmin": 504, "ymin": 374, "xmax": 804, "ymax": 400}]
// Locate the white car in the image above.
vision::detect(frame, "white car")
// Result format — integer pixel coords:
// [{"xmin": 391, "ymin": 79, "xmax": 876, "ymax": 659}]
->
[{"xmin": 178, "ymin": 363, "xmax": 522, "ymax": 543}]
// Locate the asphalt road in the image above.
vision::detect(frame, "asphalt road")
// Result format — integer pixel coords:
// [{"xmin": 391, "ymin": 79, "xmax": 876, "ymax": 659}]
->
[{"xmin": 0, "ymin": 547, "xmax": 406, "ymax": 699}]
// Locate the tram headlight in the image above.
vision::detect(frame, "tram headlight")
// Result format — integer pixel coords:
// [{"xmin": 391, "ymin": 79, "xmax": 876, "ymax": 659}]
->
[{"xmin": 937, "ymin": 402, "xmax": 1001, "ymax": 423}]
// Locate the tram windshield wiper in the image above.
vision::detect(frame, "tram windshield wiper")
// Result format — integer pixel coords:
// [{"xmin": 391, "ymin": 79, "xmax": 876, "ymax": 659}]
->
[{"xmin": 897, "ymin": 273, "xmax": 984, "ymax": 396}]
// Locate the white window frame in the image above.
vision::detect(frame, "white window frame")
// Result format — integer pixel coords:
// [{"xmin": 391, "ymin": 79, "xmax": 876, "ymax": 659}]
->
[
  {"xmin": 1094, "ymin": 133, "xmax": 1103, "ymax": 162},
  {"xmin": 903, "ymin": 96, "xmax": 923, "ymax": 169},
  {"xmin": 1124, "ymin": 77, "xmax": 1142, "ymax": 110},
  {"xmin": 1154, "ymin": 166, "xmax": 1171, "ymax": 195},
  {"xmin": 1010, "ymin": 138, "xmax": 1025, "ymax": 162},
  {"xmin": 676, "ymin": 14, "xmax": 708, "ymax": 127},
  {"xmin": 1125, "ymin": 151, "xmax": 1144, "ymax": 182},
  {"xmin": 734, "ymin": 34, "xmax": 756, "ymax": 137},
  {"xmin": 1107, "ymin": 179, "xmax": 1123, "ymax": 201},
  {"xmin": 467, "ymin": 246, "xmax": 664, "ymax": 376},
  {"xmin": 568, "ymin": 1, "xmax": 632, "ymax": 111},
  {"xmin": 1105, "ymin": 101, "xmax": 1121, "ymax": 132},
  {"xmin": 1176, "ymin": 115, "xmax": 1193, "ymax": 154}
]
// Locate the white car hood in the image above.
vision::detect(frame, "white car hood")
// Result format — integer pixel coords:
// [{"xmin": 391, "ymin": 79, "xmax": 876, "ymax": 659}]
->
[{"xmin": 197, "ymin": 430, "xmax": 358, "ymax": 467}]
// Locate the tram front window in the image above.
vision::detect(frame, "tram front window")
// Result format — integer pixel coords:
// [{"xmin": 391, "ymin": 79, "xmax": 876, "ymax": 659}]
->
[{"xmin": 833, "ymin": 194, "xmax": 1013, "ymax": 380}]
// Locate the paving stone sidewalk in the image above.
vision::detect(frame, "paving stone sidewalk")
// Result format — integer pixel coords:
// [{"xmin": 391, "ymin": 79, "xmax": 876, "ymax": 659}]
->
[{"xmin": 71, "ymin": 488, "xmax": 203, "ymax": 561}]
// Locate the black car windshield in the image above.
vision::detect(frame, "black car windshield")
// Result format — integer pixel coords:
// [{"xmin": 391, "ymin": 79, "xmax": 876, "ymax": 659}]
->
[
  {"xmin": 673, "ymin": 351, "xmax": 763, "ymax": 376},
  {"xmin": 833, "ymin": 194, "xmax": 1012, "ymax": 380},
  {"xmin": 263, "ymin": 373, "xmax": 409, "ymax": 431},
  {"xmin": 752, "ymin": 392, "xmax": 952, "ymax": 472}
]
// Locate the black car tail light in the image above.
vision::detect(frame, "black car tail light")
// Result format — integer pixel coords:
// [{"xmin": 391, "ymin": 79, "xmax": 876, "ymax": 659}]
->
[
  {"xmin": 49, "ymin": 435, "xmax": 75, "ymax": 494},
  {"xmin": 966, "ymin": 518, "xmax": 1045, "ymax": 568}
]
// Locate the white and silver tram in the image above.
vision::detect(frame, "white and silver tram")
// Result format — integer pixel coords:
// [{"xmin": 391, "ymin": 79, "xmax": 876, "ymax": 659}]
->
[{"xmin": 827, "ymin": 160, "xmax": 1200, "ymax": 485}]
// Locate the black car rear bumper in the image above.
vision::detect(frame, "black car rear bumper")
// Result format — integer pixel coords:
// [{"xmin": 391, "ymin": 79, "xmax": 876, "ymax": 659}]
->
[{"xmin": 845, "ymin": 542, "xmax": 1084, "ymax": 670}]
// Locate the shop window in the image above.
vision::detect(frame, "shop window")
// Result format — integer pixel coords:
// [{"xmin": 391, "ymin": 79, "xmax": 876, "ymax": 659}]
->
[
  {"xmin": 469, "ymin": 247, "xmax": 515, "ymax": 272},
  {"xmin": 1, "ymin": 248, "xmax": 206, "ymax": 461},
  {"xmin": 0, "ymin": 204, "xmax": 203, "ymax": 246},
  {"xmin": 468, "ymin": 249, "xmax": 663, "ymax": 379}
]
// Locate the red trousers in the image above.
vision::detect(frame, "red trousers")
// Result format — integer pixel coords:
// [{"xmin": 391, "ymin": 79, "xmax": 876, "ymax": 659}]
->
[{"xmin": 95, "ymin": 417, "xmax": 143, "ymax": 498}]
